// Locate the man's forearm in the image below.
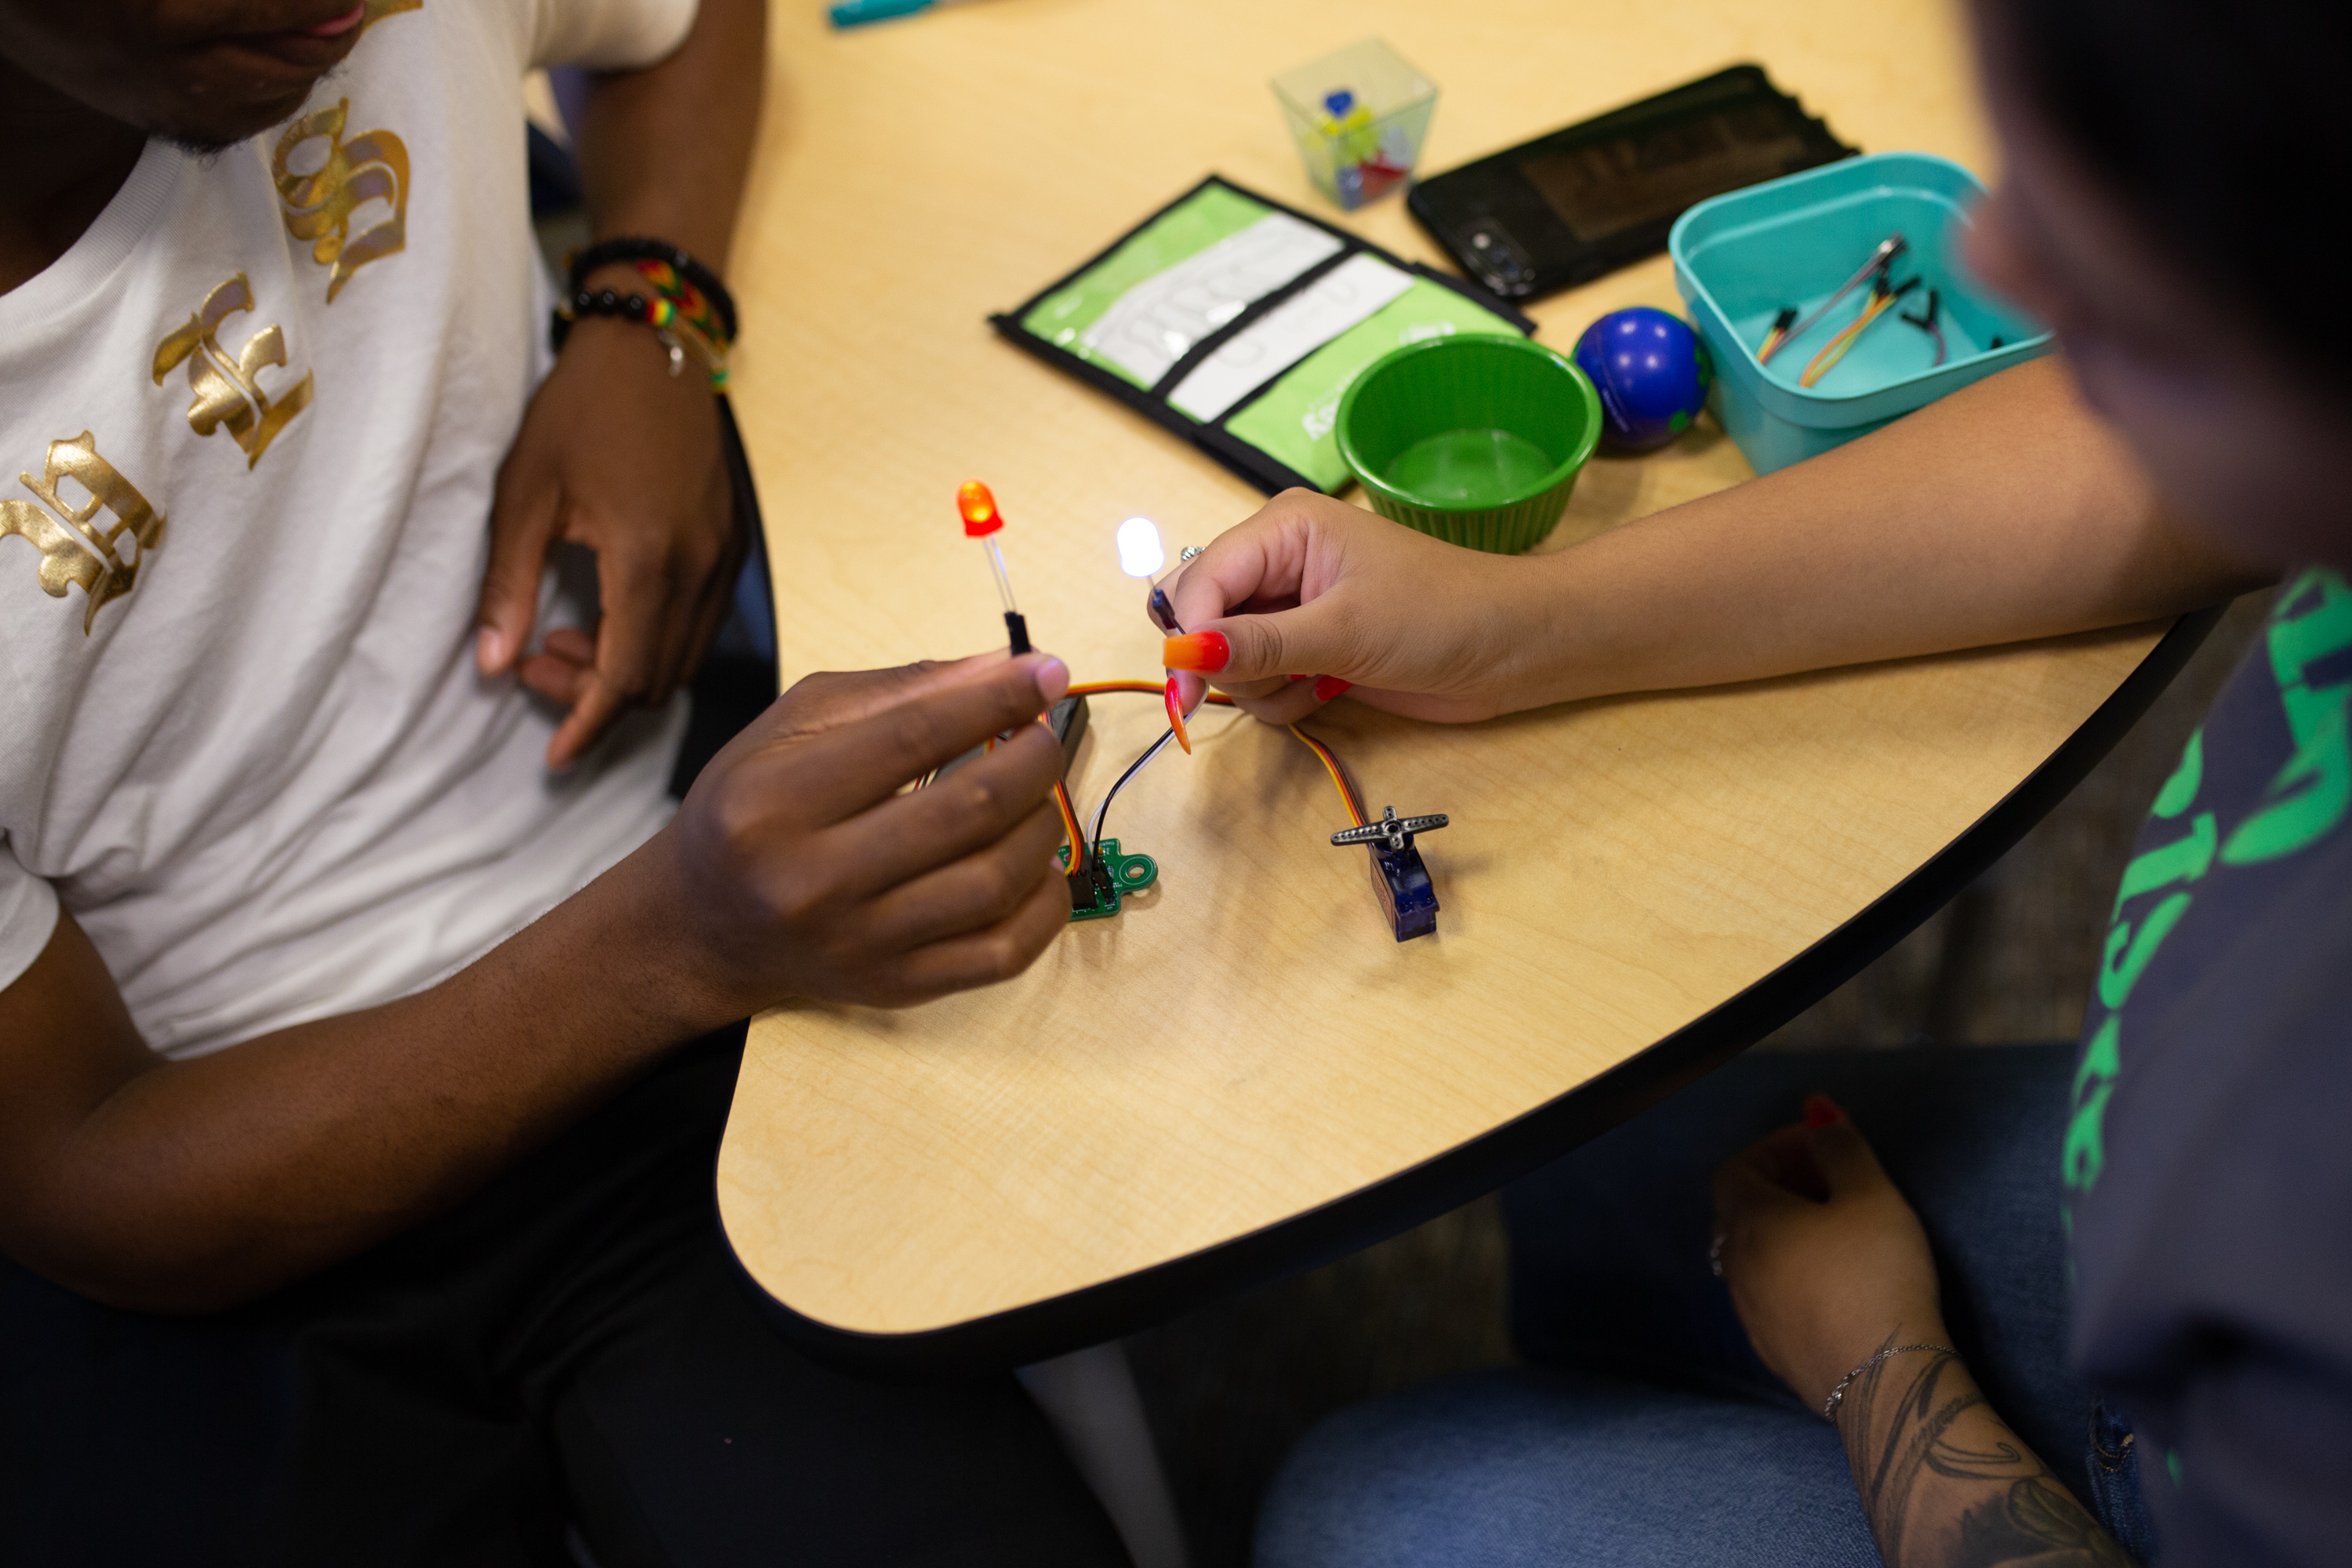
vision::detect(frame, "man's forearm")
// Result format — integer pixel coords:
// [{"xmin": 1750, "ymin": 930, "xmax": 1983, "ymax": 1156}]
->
[
  {"xmin": 3, "ymin": 657, "xmax": 1077, "ymax": 1314},
  {"xmin": 1840, "ymin": 1340, "xmax": 2129, "ymax": 1567},
  {"xmin": 1514, "ymin": 358, "xmax": 2272, "ymax": 708},
  {"xmin": 10, "ymin": 837, "xmax": 727, "ymax": 1312},
  {"xmin": 577, "ymin": 0, "xmax": 765, "ymax": 265}
]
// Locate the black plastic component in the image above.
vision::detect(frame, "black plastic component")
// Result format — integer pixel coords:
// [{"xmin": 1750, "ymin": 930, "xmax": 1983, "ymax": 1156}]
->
[
  {"xmin": 931, "ymin": 694, "xmax": 1087, "ymax": 786},
  {"xmin": 1368, "ymin": 842, "xmax": 1438, "ymax": 942},
  {"xmin": 1408, "ymin": 65, "xmax": 1855, "ymax": 302},
  {"xmin": 1061, "ymin": 839, "xmax": 1157, "ymax": 920},
  {"xmin": 1004, "ymin": 610, "xmax": 1031, "ymax": 655},
  {"xmin": 1068, "ymin": 861, "xmax": 1115, "ymax": 913},
  {"xmin": 1051, "ymin": 693, "xmax": 1087, "ymax": 775}
]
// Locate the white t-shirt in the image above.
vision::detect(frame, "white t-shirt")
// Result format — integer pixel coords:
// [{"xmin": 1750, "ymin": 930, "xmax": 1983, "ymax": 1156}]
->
[{"xmin": 0, "ymin": 0, "xmax": 698, "ymax": 1058}]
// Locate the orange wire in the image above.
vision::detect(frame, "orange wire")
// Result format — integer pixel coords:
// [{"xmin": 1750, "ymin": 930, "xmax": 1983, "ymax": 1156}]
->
[
  {"xmin": 1051, "ymin": 778, "xmax": 1085, "ymax": 856},
  {"xmin": 1287, "ymin": 724, "xmax": 1367, "ymax": 828},
  {"xmin": 1065, "ymin": 677, "xmax": 1363, "ymax": 827},
  {"xmin": 1800, "ymin": 290, "xmax": 1902, "ymax": 388},
  {"xmin": 1069, "ymin": 679, "xmax": 1234, "ymax": 706}
]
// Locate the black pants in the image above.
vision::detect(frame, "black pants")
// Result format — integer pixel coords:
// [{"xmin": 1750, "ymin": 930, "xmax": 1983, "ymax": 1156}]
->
[{"xmin": 0, "ymin": 1029, "xmax": 1127, "ymax": 1566}]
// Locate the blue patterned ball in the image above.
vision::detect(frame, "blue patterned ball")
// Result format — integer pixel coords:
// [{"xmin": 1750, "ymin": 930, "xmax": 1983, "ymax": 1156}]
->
[{"xmin": 1572, "ymin": 307, "xmax": 1713, "ymax": 452}]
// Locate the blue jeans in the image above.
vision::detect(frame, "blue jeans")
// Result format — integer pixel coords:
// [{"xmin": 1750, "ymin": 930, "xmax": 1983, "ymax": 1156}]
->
[{"xmin": 1256, "ymin": 1046, "xmax": 2155, "ymax": 1567}]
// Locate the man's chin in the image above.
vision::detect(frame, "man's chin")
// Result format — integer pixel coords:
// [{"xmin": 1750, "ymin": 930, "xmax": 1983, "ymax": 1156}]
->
[{"xmin": 148, "ymin": 78, "xmax": 322, "ymax": 153}]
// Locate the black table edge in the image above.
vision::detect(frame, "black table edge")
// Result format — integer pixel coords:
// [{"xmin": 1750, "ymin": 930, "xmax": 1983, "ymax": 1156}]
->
[{"xmin": 723, "ymin": 608, "xmax": 2223, "ymax": 1376}]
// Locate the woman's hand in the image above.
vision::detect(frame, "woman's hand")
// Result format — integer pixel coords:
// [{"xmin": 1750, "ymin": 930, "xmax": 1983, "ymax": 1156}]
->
[
  {"xmin": 1710, "ymin": 1094, "xmax": 1948, "ymax": 1410},
  {"xmin": 475, "ymin": 309, "xmax": 742, "ymax": 771},
  {"xmin": 1716, "ymin": 1096, "xmax": 2132, "ymax": 1567},
  {"xmin": 1156, "ymin": 489, "xmax": 1560, "ymax": 725}
]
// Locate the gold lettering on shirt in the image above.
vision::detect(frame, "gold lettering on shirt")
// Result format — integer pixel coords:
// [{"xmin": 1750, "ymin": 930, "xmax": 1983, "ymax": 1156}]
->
[
  {"xmin": 0, "ymin": 433, "xmax": 167, "ymax": 633},
  {"xmin": 273, "ymin": 100, "xmax": 410, "ymax": 302},
  {"xmin": 152, "ymin": 274, "xmax": 316, "ymax": 467}
]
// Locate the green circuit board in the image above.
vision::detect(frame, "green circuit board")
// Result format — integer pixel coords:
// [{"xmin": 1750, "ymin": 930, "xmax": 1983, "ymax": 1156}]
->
[{"xmin": 1061, "ymin": 839, "xmax": 1159, "ymax": 920}]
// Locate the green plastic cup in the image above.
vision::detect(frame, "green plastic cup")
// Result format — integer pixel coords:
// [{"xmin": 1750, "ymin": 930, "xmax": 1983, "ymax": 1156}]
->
[{"xmin": 1335, "ymin": 336, "xmax": 1602, "ymax": 554}]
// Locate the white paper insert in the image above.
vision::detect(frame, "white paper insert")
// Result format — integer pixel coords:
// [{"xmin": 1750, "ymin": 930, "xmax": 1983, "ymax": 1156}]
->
[
  {"xmin": 1077, "ymin": 212, "xmax": 1344, "ymax": 387},
  {"xmin": 1167, "ymin": 252, "xmax": 1416, "ymax": 421}
]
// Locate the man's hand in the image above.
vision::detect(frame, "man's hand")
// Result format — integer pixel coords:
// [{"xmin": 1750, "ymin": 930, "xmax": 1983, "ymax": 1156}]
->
[
  {"xmin": 656, "ymin": 652, "xmax": 1076, "ymax": 1014},
  {"xmin": 475, "ymin": 311, "xmax": 741, "ymax": 771},
  {"xmin": 1158, "ymin": 489, "xmax": 1554, "ymax": 726},
  {"xmin": 1709, "ymin": 1094, "xmax": 1947, "ymax": 1410},
  {"xmin": 0, "ymin": 649, "xmax": 1074, "ymax": 1310}
]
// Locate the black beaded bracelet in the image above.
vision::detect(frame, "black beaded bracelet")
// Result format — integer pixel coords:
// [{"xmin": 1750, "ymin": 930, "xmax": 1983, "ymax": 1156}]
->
[
  {"xmin": 566, "ymin": 238, "xmax": 737, "ymax": 341},
  {"xmin": 550, "ymin": 286, "xmax": 724, "ymax": 386},
  {"xmin": 550, "ymin": 285, "xmax": 655, "ymax": 349}
]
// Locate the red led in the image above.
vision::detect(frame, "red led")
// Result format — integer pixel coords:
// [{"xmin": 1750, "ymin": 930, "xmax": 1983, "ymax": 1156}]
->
[{"xmin": 957, "ymin": 480, "xmax": 1002, "ymax": 537}]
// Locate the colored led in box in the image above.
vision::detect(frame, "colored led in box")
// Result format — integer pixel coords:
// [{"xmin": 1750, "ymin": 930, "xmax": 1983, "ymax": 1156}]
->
[{"xmin": 1272, "ymin": 39, "xmax": 1438, "ymax": 212}]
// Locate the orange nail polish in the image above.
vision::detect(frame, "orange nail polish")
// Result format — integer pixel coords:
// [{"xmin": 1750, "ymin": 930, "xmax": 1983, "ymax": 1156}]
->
[
  {"xmin": 1312, "ymin": 675, "xmax": 1352, "ymax": 702},
  {"xmin": 1161, "ymin": 630, "xmax": 1230, "ymax": 673},
  {"xmin": 1803, "ymin": 1094, "xmax": 1843, "ymax": 1129},
  {"xmin": 1164, "ymin": 677, "xmax": 1192, "ymax": 753}
]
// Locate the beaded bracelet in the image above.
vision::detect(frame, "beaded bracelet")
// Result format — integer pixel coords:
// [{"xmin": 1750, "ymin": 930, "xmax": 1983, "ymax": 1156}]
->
[
  {"xmin": 567, "ymin": 237, "xmax": 737, "ymax": 340},
  {"xmin": 554, "ymin": 238, "xmax": 736, "ymax": 390},
  {"xmin": 550, "ymin": 283, "xmax": 729, "ymax": 390},
  {"xmin": 630, "ymin": 258, "xmax": 731, "ymax": 389}
]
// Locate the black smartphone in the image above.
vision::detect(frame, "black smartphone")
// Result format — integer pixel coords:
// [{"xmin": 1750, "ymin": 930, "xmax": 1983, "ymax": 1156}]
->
[{"xmin": 1407, "ymin": 65, "xmax": 1856, "ymax": 301}]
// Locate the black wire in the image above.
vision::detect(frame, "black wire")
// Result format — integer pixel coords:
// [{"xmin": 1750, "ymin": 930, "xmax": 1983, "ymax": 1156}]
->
[{"xmin": 1090, "ymin": 728, "xmax": 1177, "ymax": 858}]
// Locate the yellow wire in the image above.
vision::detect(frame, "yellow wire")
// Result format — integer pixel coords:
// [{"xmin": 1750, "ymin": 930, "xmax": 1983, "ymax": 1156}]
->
[
  {"xmin": 1800, "ymin": 292, "xmax": 1900, "ymax": 388},
  {"xmin": 1052, "ymin": 779, "xmax": 1085, "ymax": 858},
  {"xmin": 1288, "ymin": 724, "xmax": 1367, "ymax": 828}
]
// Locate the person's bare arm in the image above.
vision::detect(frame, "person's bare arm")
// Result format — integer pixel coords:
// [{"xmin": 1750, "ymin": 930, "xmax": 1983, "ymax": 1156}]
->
[
  {"xmin": 1714, "ymin": 1104, "xmax": 2128, "ymax": 1568},
  {"xmin": 1837, "ymin": 1340, "xmax": 2127, "ymax": 1566},
  {"xmin": 1163, "ymin": 357, "xmax": 2274, "ymax": 724},
  {"xmin": 573, "ymin": 0, "xmax": 763, "ymax": 267},
  {"xmin": 474, "ymin": 0, "xmax": 771, "ymax": 767},
  {"xmin": 0, "ymin": 655, "xmax": 1073, "ymax": 1314}
]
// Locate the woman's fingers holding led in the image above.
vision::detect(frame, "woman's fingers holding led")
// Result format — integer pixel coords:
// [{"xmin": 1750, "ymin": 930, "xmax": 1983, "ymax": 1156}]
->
[
  {"xmin": 1156, "ymin": 489, "xmax": 1363, "ymax": 713},
  {"xmin": 1161, "ymin": 495, "xmax": 1542, "ymax": 725},
  {"xmin": 1162, "ymin": 489, "xmax": 1332, "ymax": 633}
]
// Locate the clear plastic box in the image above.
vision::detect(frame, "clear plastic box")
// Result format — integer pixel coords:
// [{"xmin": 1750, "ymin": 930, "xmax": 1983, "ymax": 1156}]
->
[{"xmin": 1271, "ymin": 39, "xmax": 1438, "ymax": 212}]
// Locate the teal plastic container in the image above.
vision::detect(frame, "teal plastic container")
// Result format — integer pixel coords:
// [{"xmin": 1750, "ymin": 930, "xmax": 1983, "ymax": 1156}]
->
[{"xmin": 1669, "ymin": 151, "xmax": 2051, "ymax": 475}]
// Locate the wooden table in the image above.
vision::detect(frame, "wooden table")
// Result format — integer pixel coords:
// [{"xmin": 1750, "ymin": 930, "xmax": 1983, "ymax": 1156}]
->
[{"xmin": 717, "ymin": 0, "xmax": 2198, "ymax": 1371}]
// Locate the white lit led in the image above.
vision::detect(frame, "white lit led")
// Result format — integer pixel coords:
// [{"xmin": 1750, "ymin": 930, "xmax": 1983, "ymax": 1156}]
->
[{"xmin": 1115, "ymin": 515, "xmax": 1165, "ymax": 579}]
